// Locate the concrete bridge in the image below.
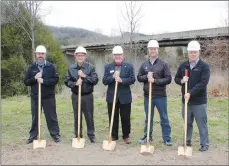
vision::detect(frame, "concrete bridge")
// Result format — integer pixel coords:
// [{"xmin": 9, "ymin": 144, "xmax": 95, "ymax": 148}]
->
[{"xmin": 62, "ymin": 27, "xmax": 228, "ymax": 56}]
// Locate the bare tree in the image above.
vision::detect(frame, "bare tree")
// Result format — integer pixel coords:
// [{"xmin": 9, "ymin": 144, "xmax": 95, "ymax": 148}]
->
[
  {"xmin": 118, "ymin": 1, "xmax": 144, "ymax": 61},
  {"xmin": 2, "ymin": 1, "xmax": 43, "ymax": 62},
  {"xmin": 219, "ymin": 1, "xmax": 229, "ymax": 27}
]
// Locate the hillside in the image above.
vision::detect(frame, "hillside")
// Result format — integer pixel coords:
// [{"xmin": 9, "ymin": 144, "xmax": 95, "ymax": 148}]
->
[{"xmin": 47, "ymin": 26, "xmax": 147, "ymax": 46}]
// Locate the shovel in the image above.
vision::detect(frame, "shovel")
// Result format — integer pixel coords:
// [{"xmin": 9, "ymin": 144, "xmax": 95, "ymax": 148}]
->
[
  {"xmin": 140, "ymin": 81, "xmax": 154, "ymax": 155},
  {"xmin": 33, "ymin": 82, "xmax": 46, "ymax": 149},
  {"xmin": 102, "ymin": 72, "xmax": 120, "ymax": 151},
  {"xmin": 178, "ymin": 69, "xmax": 192, "ymax": 156},
  {"xmin": 72, "ymin": 83, "xmax": 85, "ymax": 148}
]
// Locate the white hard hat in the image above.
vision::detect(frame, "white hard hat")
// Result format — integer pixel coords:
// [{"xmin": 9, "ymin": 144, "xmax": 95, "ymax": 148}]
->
[
  {"xmin": 147, "ymin": 40, "xmax": 159, "ymax": 48},
  {"xmin": 74, "ymin": 46, "xmax": 87, "ymax": 54},
  {"xmin": 35, "ymin": 45, "xmax": 46, "ymax": 53},
  {"xmin": 187, "ymin": 40, "xmax": 201, "ymax": 51},
  {"xmin": 112, "ymin": 46, "xmax": 123, "ymax": 54}
]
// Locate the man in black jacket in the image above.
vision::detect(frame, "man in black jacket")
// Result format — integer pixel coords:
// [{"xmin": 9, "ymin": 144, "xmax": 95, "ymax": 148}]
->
[
  {"xmin": 65, "ymin": 46, "xmax": 98, "ymax": 143},
  {"xmin": 174, "ymin": 40, "xmax": 210, "ymax": 152},
  {"xmin": 102, "ymin": 46, "xmax": 135, "ymax": 144},
  {"xmin": 137, "ymin": 40, "xmax": 172, "ymax": 146},
  {"xmin": 24, "ymin": 45, "xmax": 60, "ymax": 144}
]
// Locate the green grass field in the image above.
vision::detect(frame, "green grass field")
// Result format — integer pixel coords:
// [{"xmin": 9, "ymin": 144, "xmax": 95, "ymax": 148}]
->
[{"xmin": 2, "ymin": 95, "xmax": 228, "ymax": 151}]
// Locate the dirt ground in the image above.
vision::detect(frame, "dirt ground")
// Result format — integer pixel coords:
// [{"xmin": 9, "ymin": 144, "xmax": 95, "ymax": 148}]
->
[{"xmin": 2, "ymin": 140, "xmax": 228, "ymax": 165}]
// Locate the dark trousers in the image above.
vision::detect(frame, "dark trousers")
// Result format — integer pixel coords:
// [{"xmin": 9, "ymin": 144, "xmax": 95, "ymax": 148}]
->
[
  {"xmin": 72, "ymin": 93, "xmax": 95, "ymax": 139},
  {"xmin": 143, "ymin": 96, "xmax": 171, "ymax": 142},
  {"xmin": 29, "ymin": 97, "xmax": 60, "ymax": 139},
  {"xmin": 107, "ymin": 100, "xmax": 131, "ymax": 140},
  {"xmin": 182, "ymin": 104, "xmax": 209, "ymax": 147}
]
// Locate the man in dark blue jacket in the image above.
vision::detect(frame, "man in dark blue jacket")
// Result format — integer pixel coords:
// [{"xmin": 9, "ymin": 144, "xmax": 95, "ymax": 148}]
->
[
  {"xmin": 24, "ymin": 45, "xmax": 60, "ymax": 144},
  {"xmin": 175, "ymin": 40, "xmax": 210, "ymax": 152},
  {"xmin": 65, "ymin": 46, "xmax": 98, "ymax": 143},
  {"xmin": 102, "ymin": 46, "xmax": 135, "ymax": 144}
]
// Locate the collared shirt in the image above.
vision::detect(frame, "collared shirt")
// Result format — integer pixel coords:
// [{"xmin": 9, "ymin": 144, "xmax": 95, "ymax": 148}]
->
[
  {"xmin": 115, "ymin": 61, "xmax": 122, "ymax": 72},
  {"xmin": 36, "ymin": 60, "xmax": 46, "ymax": 74},
  {"xmin": 149, "ymin": 56, "xmax": 159, "ymax": 65},
  {"xmin": 76, "ymin": 61, "xmax": 85, "ymax": 70},
  {"xmin": 189, "ymin": 58, "xmax": 199, "ymax": 70}
]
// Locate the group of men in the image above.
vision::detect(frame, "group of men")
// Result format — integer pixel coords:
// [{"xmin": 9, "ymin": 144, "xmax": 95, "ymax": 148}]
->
[{"xmin": 24, "ymin": 39, "xmax": 210, "ymax": 152}]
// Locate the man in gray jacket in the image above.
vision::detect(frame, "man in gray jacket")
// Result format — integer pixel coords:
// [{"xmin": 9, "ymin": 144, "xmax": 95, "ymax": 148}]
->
[{"xmin": 65, "ymin": 46, "xmax": 98, "ymax": 143}]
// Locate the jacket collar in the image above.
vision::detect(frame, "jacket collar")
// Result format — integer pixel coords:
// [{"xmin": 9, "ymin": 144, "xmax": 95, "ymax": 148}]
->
[
  {"xmin": 148, "ymin": 56, "xmax": 159, "ymax": 65},
  {"xmin": 33, "ymin": 60, "xmax": 51, "ymax": 68},
  {"xmin": 73, "ymin": 61, "xmax": 87, "ymax": 69},
  {"xmin": 112, "ymin": 61, "xmax": 126, "ymax": 67},
  {"xmin": 184, "ymin": 59, "xmax": 202, "ymax": 68}
]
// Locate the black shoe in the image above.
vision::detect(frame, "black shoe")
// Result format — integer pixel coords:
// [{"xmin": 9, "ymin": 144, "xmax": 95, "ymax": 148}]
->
[
  {"xmin": 182, "ymin": 141, "xmax": 192, "ymax": 147},
  {"xmin": 53, "ymin": 136, "xmax": 61, "ymax": 143},
  {"xmin": 26, "ymin": 137, "xmax": 37, "ymax": 144},
  {"xmin": 199, "ymin": 146, "xmax": 209, "ymax": 152},
  {"xmin": 90, "ymin": 138, "xmax": 95, "ymax": 143},
  {"xmin": 75, "ymin": 135, "xmax": 83, "ymax": 138}
]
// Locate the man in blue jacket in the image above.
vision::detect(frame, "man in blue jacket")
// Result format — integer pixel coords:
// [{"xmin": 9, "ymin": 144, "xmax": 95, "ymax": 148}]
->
[
  {"xmin": 24, "ymin": 45, "xmax": 60, "ymax": 144},
  {"xmin": 102, "ymin": 46, "xmax": 135, "ymax": 144},
  {"xmin": 174, "ymin": 40, "xmax": 210, "ymax": 152}
]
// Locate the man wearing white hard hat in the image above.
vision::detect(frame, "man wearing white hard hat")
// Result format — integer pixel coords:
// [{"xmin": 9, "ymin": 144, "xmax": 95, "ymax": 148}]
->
[
  {"xmin": 24, "ymin": 45, "xmax": 61, "ymax": 144},
  {"xmin": 175, "ymin": 40, "xmax": 210, "ymax": 152},
  {"xmin": 65, "ymin": 46, "xmax": 98, "ymax": 143},
  {"xmin": 137, "ymin": 40, "xmax": 172, "ymax": 146},
  {"xmin": 102, "ymin": 46, "xmax": 135, "ymax": 144}
]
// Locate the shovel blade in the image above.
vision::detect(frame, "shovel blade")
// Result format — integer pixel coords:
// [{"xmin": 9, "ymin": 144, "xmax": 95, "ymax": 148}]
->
[
  {"xmin": 102, "ymin": 140, "xmax": 116, "ymax": 151},
  {"xmin": 72, "ymin": 138, "xmax": 85, "ymax": 148},
  {"xmin": 140, "ymin": 144, "xmax": 154, "ymax": 155},
  {"xmin": 33, "ymin": 140, "xmax": 46, "ymax": 149},
  {"xmin": 178, "ymin": 146, "xmax": 192, "ymax": 156}
]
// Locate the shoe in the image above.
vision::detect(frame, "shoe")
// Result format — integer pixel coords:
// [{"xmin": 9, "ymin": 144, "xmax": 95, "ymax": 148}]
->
[
  {"xmin": 199, "ymin": 146, "xmax": 209, "ymax": 152},
  {"xmin": 111, "ymin": 137, "xmax": 117, "ymax": 141},
  {"xmin": 138, "ymin": 136, "xmax": 152, "ymax": 144},
  {"xmin": 123, "ymin": 138, "xmax": 131, "ymax": 144},
  {"xmin": 164, "ymin": 140, "xmax": 173, "ymax": 146},
  {"xmin": 53, "ymin": 136, "xmax": 61, "ymax": 143},
  {"xmin": 182, "ymin": 141, "xmax": 192, "ymax": 147},
  {"xmin": 26, "ymin": 137, "xmax": 37, "ymax": 144},
  {"xmin": 90, "ymin": 138, "xmax": 95, "ymax": 143}
]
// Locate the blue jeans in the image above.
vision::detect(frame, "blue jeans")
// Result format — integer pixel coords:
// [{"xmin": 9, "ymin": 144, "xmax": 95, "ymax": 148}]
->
[{"xmin": 143, "ymin": 96, "xmax": 171, "ymax": 142}]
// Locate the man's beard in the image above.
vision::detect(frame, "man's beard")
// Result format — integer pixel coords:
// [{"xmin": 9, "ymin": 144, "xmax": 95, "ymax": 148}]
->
[{"xmin": 36, "ymin": 57, "xmax": 45, "ymax": 66}]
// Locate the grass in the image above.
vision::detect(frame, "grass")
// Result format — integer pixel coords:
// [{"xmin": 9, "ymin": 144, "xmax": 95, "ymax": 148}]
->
[{"xmin": 2, "ymin": 94, "xmax": 228, "ymax": 152}]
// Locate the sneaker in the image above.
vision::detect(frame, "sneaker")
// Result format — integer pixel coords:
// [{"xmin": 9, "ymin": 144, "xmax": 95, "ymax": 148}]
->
[
  {"xmin": 123, "ymin": 138, "xmax": 131, "ymax": 144},
  {"xmin": 199, "ymin": 145, "xmax": 209, "ymax": 152},
  {"xmin": 138, "ymin": 136, "xmax": 153, "ymax": 144},
  {"xmin": 164, "ymin": 140, "xmax": 173, "ymax": 146}
]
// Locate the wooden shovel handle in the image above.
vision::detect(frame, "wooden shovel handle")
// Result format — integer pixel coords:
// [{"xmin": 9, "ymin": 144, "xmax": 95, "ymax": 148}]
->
[
  {"xmin": 146, "ymin": 82, "xmax": 152, "ymax": 144},
  {"xmin": 38, "ymin": 82, "xmax": 41, "ymax": 141},
  {"xmin": 109, "ymin": 81, "xmax": 118, "ymax": 141},
  {"xmin": 184, "ymin": 69, "xmax": 188, "ymax": 151},
  {"xmin": 77, "ymin": 84, "xmax": 82, "ymax": 138}
]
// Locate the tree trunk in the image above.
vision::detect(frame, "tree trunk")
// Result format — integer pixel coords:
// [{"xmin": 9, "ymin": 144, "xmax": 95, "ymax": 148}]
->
[{"xmin": 32, "ymin": 29, "xmax": 35, "ymax": 62}]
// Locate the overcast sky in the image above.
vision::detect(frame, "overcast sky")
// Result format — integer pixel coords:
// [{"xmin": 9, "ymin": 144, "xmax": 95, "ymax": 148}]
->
[{"xmin": 40, "ymin": 1, "xmax": 228, "ymax": 36}]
